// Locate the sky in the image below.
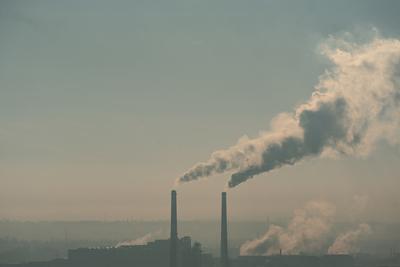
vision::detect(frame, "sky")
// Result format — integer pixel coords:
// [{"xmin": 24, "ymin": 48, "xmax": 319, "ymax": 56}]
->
[{"xmin": 1, "ymin": 0, "xmax": 400, "ymax": 221}]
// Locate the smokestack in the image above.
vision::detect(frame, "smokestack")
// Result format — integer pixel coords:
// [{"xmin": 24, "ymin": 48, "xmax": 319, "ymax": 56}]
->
[
  {"xmin": 169, "ymin": 190, "xmax": 178, "ymax": 267},
  {"xmin": 220, "ymin": 192, "xmax": 229, "ymax": 267}
]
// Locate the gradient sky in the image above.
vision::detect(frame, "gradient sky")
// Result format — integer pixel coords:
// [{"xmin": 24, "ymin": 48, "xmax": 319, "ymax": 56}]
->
[{"xmin": 1, "ymin": 0, "xmax": 400, "ymax": 221}]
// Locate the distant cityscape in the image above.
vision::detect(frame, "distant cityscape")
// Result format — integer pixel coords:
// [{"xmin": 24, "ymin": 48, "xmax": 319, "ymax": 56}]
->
[{"xmin": 1, "ymin": 191, "xmax": 399, "ymax": 267}]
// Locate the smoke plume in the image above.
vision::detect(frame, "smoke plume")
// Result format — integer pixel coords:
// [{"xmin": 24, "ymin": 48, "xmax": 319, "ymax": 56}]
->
[
  {"xmin": 328, "ymin": 223, "xmax": 371, "ymax": 254},
  {"xmin": 240, "ymin": 201, "xmax": 336, "ymax": 255},
  {"xmin": 178, "ymin": 33, "xmax": 400, "ymax": 187},
  {"xmin": 115, "ymin": 231, "xmax": 162, "ymax": 247},
  {"xmin": 240, "ymin": 200, "xmax": 372, "ymax": 256}
]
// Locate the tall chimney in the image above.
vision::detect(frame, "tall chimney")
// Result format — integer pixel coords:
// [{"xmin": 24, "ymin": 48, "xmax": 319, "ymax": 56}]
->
[
  {"xmin": 220, "ymin": 192, "xmax": 229, "ymax": 267},
  {"xmin": 169, "ymin": 190, "xmax": 178, "ymax": 267}
]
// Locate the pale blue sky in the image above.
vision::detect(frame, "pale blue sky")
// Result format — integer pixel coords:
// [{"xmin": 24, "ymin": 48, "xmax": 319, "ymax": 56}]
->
[{"xmin": 1, "ymin": 0, "xmax": 400, "ymax": 221}]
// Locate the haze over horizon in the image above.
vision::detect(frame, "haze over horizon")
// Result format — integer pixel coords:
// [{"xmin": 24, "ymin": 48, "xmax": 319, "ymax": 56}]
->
[{"xmin": 1, "ymin": 0, "xmax": 400, "ymax": 222}]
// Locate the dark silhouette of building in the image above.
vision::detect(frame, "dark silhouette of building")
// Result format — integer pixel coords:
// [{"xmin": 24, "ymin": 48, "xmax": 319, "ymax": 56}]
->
[
  {"xmin": 66, "ymin": 236, "xmax": 205, "ymax": 267},
  {"xmin": 220, "ymin": 192, "xmax": 229, "ymax": 267}
]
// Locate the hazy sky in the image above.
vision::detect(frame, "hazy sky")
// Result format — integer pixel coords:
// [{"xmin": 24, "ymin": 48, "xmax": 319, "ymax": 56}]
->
[{"xmin": 1, "ymin": 0, "xmax": 400, "ymax": 221}]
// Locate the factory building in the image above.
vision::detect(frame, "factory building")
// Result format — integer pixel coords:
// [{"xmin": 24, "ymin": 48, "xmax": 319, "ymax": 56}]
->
[
  {"xmin": 63, "ymin": 190, "xmax": 212, "ymax": 267},
  {"xmin": 67, "ymin": 236, "xmax": 206, "ymax": 267}
]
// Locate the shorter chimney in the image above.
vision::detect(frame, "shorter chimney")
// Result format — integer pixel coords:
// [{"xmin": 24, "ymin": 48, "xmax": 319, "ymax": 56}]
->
[
  {"xmin": 220, "ymin": 192, "xmax": 229, "ymax": 267},
  {"xmin": 169, "ymin": 190, "xmax": 178, "ymax": 267}
]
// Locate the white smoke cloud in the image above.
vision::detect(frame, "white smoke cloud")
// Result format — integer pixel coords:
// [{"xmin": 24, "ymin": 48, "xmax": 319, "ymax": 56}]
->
[
  {"xmin": 178, "ymin": 32, "xmax": 400, "ymax": 188},
  {"xmin": 240, "ymin": 199, "xmax": 372, "ymax": 256},
  {"xmin": 240, "ymin": 201, "xmax": 336, "ymax": 255},
  {"xmin": 328, "ymin": 223, "xmax": 372, "ymax": 254},
  {"xmin": 115, "ymin": 231, "xmax": 162, "ymax": 247}
]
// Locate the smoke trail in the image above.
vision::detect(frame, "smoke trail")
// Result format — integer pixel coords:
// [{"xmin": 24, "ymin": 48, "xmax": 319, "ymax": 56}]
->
[
  {"xmin": 240, "ymin": 201, "xmax": 336, "ymax": 255},
  {"xmin": 115, "ymin": 231, "xmax": 162, "ymax": 247},
  {"xmin": 328, "ymin": 223, "xmax": 371, "ymax": 254},
  {"xmin": 178, "ymin": 33, "xmax": 400, "ymax": 187}
]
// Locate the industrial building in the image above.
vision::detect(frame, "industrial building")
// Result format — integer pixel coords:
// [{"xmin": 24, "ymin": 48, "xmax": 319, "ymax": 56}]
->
[{"xmin": 66, "ymin": 236, "xmax": 210, "ymax": 267}]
